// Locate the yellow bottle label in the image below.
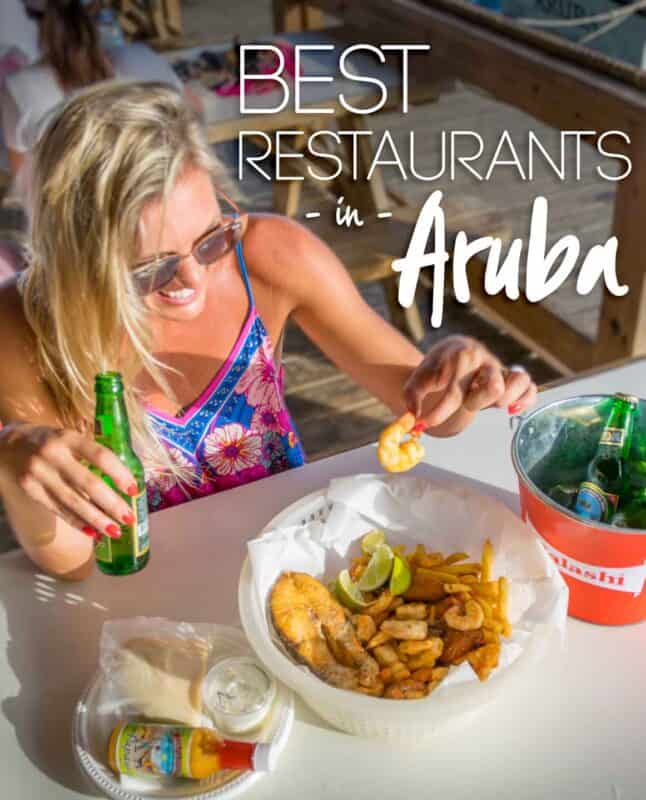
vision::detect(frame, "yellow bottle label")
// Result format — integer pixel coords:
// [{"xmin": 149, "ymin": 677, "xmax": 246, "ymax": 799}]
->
[
  {"xmin": 94, "ymin": 491, "xmax": 149, "ymax": 563},
  {"xmin": 112, "ymin": 723, "xmax": 194, "ymax": 779}
]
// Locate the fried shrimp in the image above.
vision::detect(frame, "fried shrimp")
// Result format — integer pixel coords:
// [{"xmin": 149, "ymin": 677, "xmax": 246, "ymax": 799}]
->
[{"xmin": 377, "ymin": 412, "xmax": 425, "ymax": 473}]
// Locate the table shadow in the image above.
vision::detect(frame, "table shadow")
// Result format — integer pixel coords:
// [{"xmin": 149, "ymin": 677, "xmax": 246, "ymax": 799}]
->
[{"xmin": 0, "ymin": 553, "xmax": 111, "ymax": 796}]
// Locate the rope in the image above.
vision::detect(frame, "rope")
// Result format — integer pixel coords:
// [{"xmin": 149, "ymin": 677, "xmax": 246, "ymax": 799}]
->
[{"xmin": 517, "ymin": 0, "xmax": 646, "ymax": 28}]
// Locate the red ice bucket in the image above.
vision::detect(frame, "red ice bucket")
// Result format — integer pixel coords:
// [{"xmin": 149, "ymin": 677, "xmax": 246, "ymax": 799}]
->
[{"xmin": 512, "ymin": 395, "xmax": 646, "ymax": 625}]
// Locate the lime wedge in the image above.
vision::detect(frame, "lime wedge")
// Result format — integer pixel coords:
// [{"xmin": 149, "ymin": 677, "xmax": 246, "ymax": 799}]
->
[
  {"xmin": 357, "ymin": 544, "xmax": 394, "ymax": 592},
  {"xmin": 361, "ymin": 529, "xmax": 386, "ymax": 555},
  {"xmin": 389, "ymin": 554, "xmax": 412, "ymax": 595},
  {"xmin": 335, "ymin": 569, "xmax": 369, "ymax": 611}
]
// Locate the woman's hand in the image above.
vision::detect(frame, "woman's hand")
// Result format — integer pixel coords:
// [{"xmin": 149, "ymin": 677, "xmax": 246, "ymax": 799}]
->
[
  {"xmin": 403, "ymin": 336, "xmax": 537, "ymax": 435},
  {"xmin": 0, "ymin": 422, "xmax": 139, "ymax": 541}
]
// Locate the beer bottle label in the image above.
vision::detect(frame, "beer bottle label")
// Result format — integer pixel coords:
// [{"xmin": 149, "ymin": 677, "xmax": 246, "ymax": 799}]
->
[
  {"xmin": 134, "ymin": 490, "xmax": 150, "ymax": 557},
  {"xmin": 600, "ymin": 427, "xmax": 625, "ymax": 447},
  {"xmin": 93, "ymin": 491, "xmax": 149, "ymax": 563},
  {"xmin": 112, "ymin": 723, "xmax": 194, "ymax": 778},
  {"xmin": 574, "ymin": 481, "xmax": 619, "ymax": 521}
]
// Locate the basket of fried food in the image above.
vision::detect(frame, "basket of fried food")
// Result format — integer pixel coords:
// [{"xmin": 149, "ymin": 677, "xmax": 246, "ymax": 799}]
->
[
  {"xmin": 239, "ymin": 476, "xmax": 567, "ymax": 744},
  {"xmin": 269, "ymin": 534, "xmax": 508, "ymax": 703}
]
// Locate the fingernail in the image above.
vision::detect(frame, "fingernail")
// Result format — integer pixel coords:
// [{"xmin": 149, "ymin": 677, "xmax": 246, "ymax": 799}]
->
[
  {"xmin": 122, "ymin": 512, "xmax": 135, "ymax": 525},
  {"xmin": 127, "ymin": 484, "xmax": 138, "ymax": 497},
  {"xmin": 82, "ymin": 525, "xmax": 98, "ymax": 538},
  {"xmin": 411, "ymin": 422, "xmax": 426, "ymax": 435},
  {"xmin": 106, "ymin": 524, "xmax": 121, "ymax": 538},
  {"xmin": 508, "ymin": 403, "xmax": 521, "ymax": 415}
]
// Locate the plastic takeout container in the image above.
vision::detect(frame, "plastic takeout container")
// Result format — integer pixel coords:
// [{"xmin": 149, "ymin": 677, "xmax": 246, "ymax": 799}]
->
[
  {"xmin": 512, "ymin": 394, "xmax": 646, "ymax": 625},
  {"xmin": 238, "ymin": 477, "xmax": 567, "ymax": 745}
]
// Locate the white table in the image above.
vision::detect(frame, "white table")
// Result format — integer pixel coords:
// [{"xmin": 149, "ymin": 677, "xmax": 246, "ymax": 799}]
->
[{"xmin": 1, "ymin": 360, "xmax": 645, "ymax": 800}]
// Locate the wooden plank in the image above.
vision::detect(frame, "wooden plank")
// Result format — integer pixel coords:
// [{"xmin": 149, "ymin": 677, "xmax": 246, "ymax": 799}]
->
[
  {"xmin": 595, "ymin": 129, "xmax": 646, "ymax": 364},
  {"xmin": 273, "ymin": 0, "xmax": 324, "ymax": 33}
]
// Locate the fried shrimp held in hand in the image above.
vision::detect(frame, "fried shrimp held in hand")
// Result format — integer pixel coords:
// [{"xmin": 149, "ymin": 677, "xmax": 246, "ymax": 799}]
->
[{"xmin": 377, "ymin": 412, "xmax": 425, "ymax": 473}]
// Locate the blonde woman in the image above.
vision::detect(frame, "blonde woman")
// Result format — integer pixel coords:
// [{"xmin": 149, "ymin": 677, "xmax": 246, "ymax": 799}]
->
[{"xmin": 0, "ymin": 82, "xmax": 537, "ymax": 580}]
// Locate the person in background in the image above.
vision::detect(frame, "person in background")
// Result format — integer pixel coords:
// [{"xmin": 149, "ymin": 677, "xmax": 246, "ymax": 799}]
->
[
  {"xmin": 0, "ymin": 83, "xmax": 536, "ymax": 580},
  {"xmin": 0, "ymin": 0, "xmax": 40, "ymax": 66},
  {"xmin": 0, "ymin": 0, "xmax": 200, "ymax": 279}
]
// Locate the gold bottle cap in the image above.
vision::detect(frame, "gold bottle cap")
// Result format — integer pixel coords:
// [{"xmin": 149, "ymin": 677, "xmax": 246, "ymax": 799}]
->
[{"xmin": 614, "ymin": 392, "xmax": 639, "ymax": 406}]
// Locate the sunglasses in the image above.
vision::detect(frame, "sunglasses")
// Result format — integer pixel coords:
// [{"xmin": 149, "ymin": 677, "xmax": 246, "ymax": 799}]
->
[{"xmin": 131, "ymin": 192, "xmax": 243, "ymax": 296}]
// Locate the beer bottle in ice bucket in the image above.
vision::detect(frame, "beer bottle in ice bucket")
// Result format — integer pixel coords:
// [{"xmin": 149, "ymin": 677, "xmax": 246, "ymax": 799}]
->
[
  {"xmin": 572, "ymin": 393, "xmax": 638, "ymax": 522},
  {"xmin": 93, "ymin": 372, "xmax": 150, "ymax": 575},
  {"xmin": 613, "ymin": 405, "xmax": 646, "ymax": 528}
]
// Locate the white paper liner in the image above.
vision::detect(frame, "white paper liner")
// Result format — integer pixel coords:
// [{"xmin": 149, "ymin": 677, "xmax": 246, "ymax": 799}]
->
[{"xmin": 248, "ymin": 474, "xmax": 568, "ymax": 692}]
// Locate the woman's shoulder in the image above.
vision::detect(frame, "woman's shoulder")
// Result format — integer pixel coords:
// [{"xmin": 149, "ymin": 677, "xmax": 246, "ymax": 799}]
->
[
  {"xmin": 0, "ymin": 276, "xmax": 37, "ymax": 367},
  {"xmin": 242, "ymin": 213, "xmax": 317, "ymax": 277}
]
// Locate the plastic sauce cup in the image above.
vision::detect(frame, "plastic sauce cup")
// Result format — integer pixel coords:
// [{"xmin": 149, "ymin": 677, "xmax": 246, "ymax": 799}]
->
[{"xmin": 202, "ymin": 657, "xmax": 276, "ymax": 734}]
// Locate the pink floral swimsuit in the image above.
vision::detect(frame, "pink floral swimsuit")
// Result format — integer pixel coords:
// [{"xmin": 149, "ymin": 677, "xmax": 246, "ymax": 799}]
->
[{"xmin": 145, "ymin": 243, "xmax": 306, "ymax": 511}]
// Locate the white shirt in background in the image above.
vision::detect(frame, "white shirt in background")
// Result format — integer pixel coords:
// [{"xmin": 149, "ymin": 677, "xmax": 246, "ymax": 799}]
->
[{"xmin": 0, "ymin": 0, "xmax": 40, "ymax": 64}]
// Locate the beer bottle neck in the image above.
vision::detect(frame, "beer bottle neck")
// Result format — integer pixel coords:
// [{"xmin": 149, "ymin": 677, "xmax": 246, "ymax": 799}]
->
[
  {"xmin": 95, "ymin": 393, "xmax": 133, "ymax": 455},
  {"xmin": 600, "ymin": 399, "xmax": 635, "ymax": 458}
]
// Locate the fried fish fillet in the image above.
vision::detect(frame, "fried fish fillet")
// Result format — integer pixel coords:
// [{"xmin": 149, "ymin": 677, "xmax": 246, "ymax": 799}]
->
[{"xmin": 270, "ymin": 572, "xmax": 379, "ymax": 691}]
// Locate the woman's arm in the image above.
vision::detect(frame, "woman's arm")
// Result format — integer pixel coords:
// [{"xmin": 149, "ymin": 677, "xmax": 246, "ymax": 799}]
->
[
  {"xmin": 246, "ymin": 215, "xmax": 535, "ymax": 434},
  {"xmin": 0, "ymin": 283, "xmax": 137, "ymax": 578}
]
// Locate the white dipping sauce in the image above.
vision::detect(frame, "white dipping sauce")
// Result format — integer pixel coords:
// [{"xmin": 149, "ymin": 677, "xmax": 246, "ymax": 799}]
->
[{"xmin": 203, "ymin": 657, "xmax": 276, "ymax": 734}]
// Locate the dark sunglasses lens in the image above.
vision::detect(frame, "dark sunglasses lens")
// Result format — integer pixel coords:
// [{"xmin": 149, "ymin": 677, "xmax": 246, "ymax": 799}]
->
[
  {"xmin": 134, "ymin": 257, "xmax": 180, "ymax": 295},
  {"xmin": 194, "ymin": 230, "xmax": 231, "ymax": 266}
]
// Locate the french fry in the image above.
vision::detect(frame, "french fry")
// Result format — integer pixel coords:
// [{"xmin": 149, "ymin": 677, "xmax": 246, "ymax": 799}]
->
[
  {"xmin": 483, "ymin": 618, "xmax": 504, "ymax": 634},
  {"xmin": 410, "ymin": 667, "xmax": 435, "ymax": 682},
  {"xmin": 407, "ymin": 650, "xmax": 440, "ymax": 670},
  {"xmin": 481, "ymin": 538, "xmax": 494, "ymax": 582},
  {"xmin": 417, "ymin": 552, "xmax": 445, "ymax": 568},
  {"xmin": 380, "ymin": 663, "xmax": 410, "ymax": 684},
  {"xmin": 398, "ymin": 639, "xmax": 437, "ymax": 656},
  {"xmin": 420, "ymin": 568, "xmax": 462, "ymax": 584},
  {"xmin": 471, "ymin": 581, "xmax": 499, "ymax": 600},
  {"xmin": 443, "ymin": 583, "xmax": 472, "ymax": 593},
  {"xmin": 373, "ymin": 644, "xmax": 399, "ymax": 667},
  {"xmin": 356, "ymin": 679, "xmax": 385, "ymax": 697},
  {"xmin": 367, "ymin": 631, "xmax": 392, "ymax": 649},
  {"xmin": 474, "ymin": 596, "xmax": 493, "ymax": 620},
  {"xmin": 441, "ymin": 551, "xmax": 470, "ymax": 565},
  {"xmin": 440, "ymin": 562, "xmax": 482, "ymax": 575},
  {"xmin": 430, "ymin": 666, "xmax": 449, "ymax": 682}
]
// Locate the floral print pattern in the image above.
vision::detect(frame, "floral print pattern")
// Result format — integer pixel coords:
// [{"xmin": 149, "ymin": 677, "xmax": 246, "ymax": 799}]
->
[
  {"xmin": 204, "ymin": 424, "xmax": 263, "ymax": 476},
  {"xmin": 146, "ymin": 322, "xmax": 306, "ymax": 512}
]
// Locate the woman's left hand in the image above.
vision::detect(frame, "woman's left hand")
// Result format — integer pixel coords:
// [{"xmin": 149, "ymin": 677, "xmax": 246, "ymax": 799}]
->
[{"xmin": 403, "ymin": 336, "xmax": 537, "ymax": 436}]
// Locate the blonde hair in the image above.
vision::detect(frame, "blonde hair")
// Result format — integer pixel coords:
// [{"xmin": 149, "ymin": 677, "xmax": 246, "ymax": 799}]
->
[{"xmin": 20, "ymin": 80, "xmax": 221, "ymax": 479}]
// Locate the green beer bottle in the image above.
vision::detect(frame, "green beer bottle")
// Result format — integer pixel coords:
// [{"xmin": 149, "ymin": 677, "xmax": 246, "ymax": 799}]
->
[
  {"xmin": 573, "ymin": 393, "xmax": 638, "ymax": 522},
  {"xmin": 93, "ymin": 372, "xmax": 150, "ymax": 575},
  {"xmin": 613, "ymin": 402, "xmax": 646, "ymax": 528}
]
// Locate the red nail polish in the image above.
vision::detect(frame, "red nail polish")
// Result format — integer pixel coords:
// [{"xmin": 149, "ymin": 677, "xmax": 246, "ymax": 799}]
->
[
  {"xmin": 122, "ymin": 512, "xmax": 135, "ymax": 525},
  {"xmin": 127, "ymin": 484, "xmax": 139, "ymax": 497},
  {"xmin": 82, "ymin": 525, "xmax": 98, "ymax": 538},
  {"xmin": 411, "ymin": 422, "xmax": 426, "ymax": 435},
  {"xmin": 508, "ymin": 403, "xmax": 521, "ymax": 415},
  {"xmin": 106, "ymin": 524, "xmax": 121, "ymax": 538}
]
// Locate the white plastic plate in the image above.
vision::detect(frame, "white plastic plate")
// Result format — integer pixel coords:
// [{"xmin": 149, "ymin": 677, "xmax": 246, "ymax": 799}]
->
[{"xmin": 73, "ymin": 625, "xmax": 294, "ymax": 800}]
